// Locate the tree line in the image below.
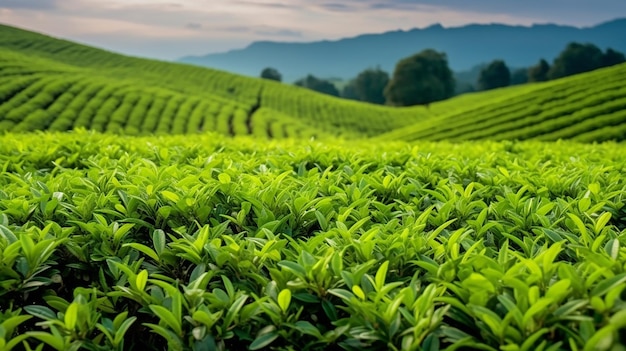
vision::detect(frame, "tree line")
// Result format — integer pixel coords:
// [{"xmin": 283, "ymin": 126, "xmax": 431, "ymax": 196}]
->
[{"xmin": 260, "ymin": 42, "xmax": 625, "ymax": 107}]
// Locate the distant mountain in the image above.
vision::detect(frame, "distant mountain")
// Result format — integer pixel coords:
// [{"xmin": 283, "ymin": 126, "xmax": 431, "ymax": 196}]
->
[{"xmin": 179, "ymin": 19, "xmax": 626, "ymax": 82}]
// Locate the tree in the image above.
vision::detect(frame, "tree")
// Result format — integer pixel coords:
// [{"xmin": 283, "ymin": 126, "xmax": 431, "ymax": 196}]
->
[
  {"xmin": 341, "ymin": 80, "xmax": 359, "ymax": 100},
  {"xmin": 384, "ymin": 49, "xmax": 455, "ymax": 106},
  {"xmin": 454, "ymin": 82, "xmax": 476, "ymax": 95},
  {"xmin": 294, "ymin": 75, "xmax": 339, "ymax": 97},
  {"xmin": 510, "ymin": 68, "xmax": 529, "ymax": 85},
  {"xmin": 528, "ymin": 59, "xmax": 550, "ymax": 82},
  {"xmin": 353, "ymin": 67, "xmax": 389, "ymax": 105},
  {"xmin": 260, "ymin": 67, "xmax": 282, "ymax": 82},
  {"xmin": 477, "ymin": 60, "xmax": 510, "ymax": 90},
  {"xmin": 548, "ymin": 42, "xmax": 604, "ymax": 80},
  {"xmin": 601, "ymin": 48, "xmax": 626, "ymax": 68}
]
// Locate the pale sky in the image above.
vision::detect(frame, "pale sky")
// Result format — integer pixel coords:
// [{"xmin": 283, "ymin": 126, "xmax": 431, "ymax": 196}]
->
[{"xmin": 1, "ymin": 0, "xmax": 625, "ymax": 60}]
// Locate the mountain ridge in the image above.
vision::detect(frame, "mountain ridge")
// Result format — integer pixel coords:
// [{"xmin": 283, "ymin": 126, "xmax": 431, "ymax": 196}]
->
[{"xmin": 180, "ymin": 18, "xmax": 626, "ymax": 82}]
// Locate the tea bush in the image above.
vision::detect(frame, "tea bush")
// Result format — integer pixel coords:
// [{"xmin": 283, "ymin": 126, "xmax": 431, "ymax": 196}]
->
[{"xmin": 1, "ymin": 131, "xmax": 625, "ymax": 350}]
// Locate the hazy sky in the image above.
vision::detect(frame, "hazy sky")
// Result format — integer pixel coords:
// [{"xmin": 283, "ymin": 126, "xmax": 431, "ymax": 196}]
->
[{"xmin": 1, "ymin": 0, "xmax": 625, "ymax": 60}]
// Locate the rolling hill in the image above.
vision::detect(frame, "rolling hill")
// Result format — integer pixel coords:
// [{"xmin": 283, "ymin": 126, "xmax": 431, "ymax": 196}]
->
[
  {"xmin": 377, "ymin": 63, "xmax": 626, "ymax": 142},
  {"xmin": 2, "ymin": 23, "xmax": 626, "ymax": 350},
  {"xmin": 0, "ymin": 24, "xmax": 426, "ymax": 139},
  {"xmin": 180, "ymin": 19, "xmax": 626, "ymax": 82},
  {"xmin": 1, "ymin": 23, "xmax": 626, "ymax": 142}
]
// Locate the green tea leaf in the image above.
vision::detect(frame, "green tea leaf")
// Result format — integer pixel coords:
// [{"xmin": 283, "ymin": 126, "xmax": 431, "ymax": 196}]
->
[
  {"xmin": 249, "ymin": 331, "xmax": 279, "ymax": 350},
  {"xmin": 277, "ymin": 289, "xmax": 291, "ymax": 313},
  {"xmin": 161, "ymin": 191, "xmax": 180, "ymax": 203},
  {"xmin": 218, "ymin": 173, "xmax": 231, "ymax": 184},
  {"xmin": 591, "ymin": 273, "xmax": 626, "ymax": 297},
  {"xmin": 136, "ymin": 269, "xmax": 148, "ymax": 291},
  {"xmin": 64, "ymin": 303, "xmax": 78, "ymax": 330},
  {"xmin": 148, "ymin": 305, "xmax": 182, "ymax": 335},
  {"xmin": 375, "ymin": 261, "xmax": 389, "ymax": 291},
  {"xmin": 352, "ymin": 285, "xmax": 365, "ymax": 300},
  {"xmin": 123, "ymin": 243, "xmax": 159, "ymax": 262},
  {"xmin": 594, "ymin": 212, "xmax": 612, "ymax": 234}
]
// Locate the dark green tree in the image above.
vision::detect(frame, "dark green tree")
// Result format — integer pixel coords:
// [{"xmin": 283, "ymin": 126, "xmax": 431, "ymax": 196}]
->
[
  {"xmin": 528, "ymin": 59, "xmax": 550, "ymax": 82},
  {"xmin": 384, "ymin": 49, "xmax": 455, "ymax": 106},
  {"xmin": 601, "ymin": 48, "xmax": 626, "ymax": 68},
  {"xmin": 353, "ymin": 67, "xmax": 389, "ymax": 105},
  {"xmin": 477, "ymin": 60, "xmax": 511, "ymax": 90},
  {"xmin": 548, "ymin": 42, "xmax": 604, "ymax": 80},
  {"xmin": 260, "ymin": 67, "xmax": 282, "ymax": 82},
  {"xmin": 454, "ymin": 82, "xmax": 476, "ymax": 95},
  {"xmin": 294, "ymin": 75, "xmax": 339, "ymax": 97},
  {"xmin": 510, "ymin": 68, "xmax": 529, "ymax": 85},
  {"xmin": 341, "ymin": 80, "xmax": 359, "ymax": 100}
]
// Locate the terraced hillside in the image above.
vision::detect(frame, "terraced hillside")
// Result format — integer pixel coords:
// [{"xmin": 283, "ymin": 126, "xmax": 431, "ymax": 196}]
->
[
  {"xmin": 379, "ymin": 63, "xmax": 626, "ymax": 142},
  {"xmin": 1, "ymin": 23, "xmax": 626, "ymax": 141},
  {"xmin": 0, "ymin": 24, "xmax": 427, "ymax": 138}
]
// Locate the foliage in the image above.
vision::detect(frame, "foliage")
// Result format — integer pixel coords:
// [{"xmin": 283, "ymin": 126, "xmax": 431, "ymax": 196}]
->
[
  {"xmin": 384, "ymin": 49, "xmax": 455, "ymax": 106},
  {"xmin": 340, "ymin": 80, "xmax": 359, "ymax": 101},
  {"xmin": 528, "ymin": 59, "xmax": 551, "ymax": 82},
  {"xmin": 601, "ymin": 49, "xmax": 626, "ymax": 68},
  {"xmin": 0, "ymin": 26, "xmax": 428, "ymax": 138},
  {"xmin": 0, "ymin": 26, "xmax": 626, "ymax": 146},
  {"xmin": 510, "ymin": 68, "xmax": 529, "ymax": 86},
  {"xmin": 549, "ymin": 43, "xmax": 605, "ymax": 80},
  {"xmin": 478, "ymin": 60, "xmax": 511, "ymax": 91},
  {"xmin": 294, "ymin": 75, "xmax": 340, "ymax": 97},
  {"xmin": 352, "ymin": 67, "xmax": 389, "ymax": 105},
  {"xmin": 1, "ymin": 131, "xmax": 626, "ymax": 350},
  {"xmin": 3, "ymin": 25, "xmax": 626, "ymax": 143},
  {"xmin": 260, "ymin": 68, "xmax": 282, "ymax": 82},
  {"xmin": 548, "ymin": 43, "xmax": 626, "ymax": 80},
  {"xmin": 378, "ymin": 62, "xmax": 626, "ymax": 142}
]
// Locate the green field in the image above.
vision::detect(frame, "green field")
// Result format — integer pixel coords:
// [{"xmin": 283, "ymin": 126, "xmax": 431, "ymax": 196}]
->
[
  {"xmin": 1, "ymin": 23, "xmax": 626, "ymax": 351},
  {"xmin": 377, "ymin": 64, "xmax": 626, "ymax": 142},
  {"xmin": 1, "ymin": 132, "xmax": 626, "ymax": 351},
  {"xmin": 0, "ymin": 24, "xmax": 428, "ymax": 139},
  {"xmin": 2, "ymin": 24, "xmax": 626, "ymax": 140}
]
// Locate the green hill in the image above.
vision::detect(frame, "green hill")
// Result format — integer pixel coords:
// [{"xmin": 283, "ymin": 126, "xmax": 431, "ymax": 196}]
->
[
  {"xmin": 0, "ymin": 24, "xmax": 427, "ymax": 138},
  {"xmin": 378, "ymin": 63, "xmax": 626, "ymax": 142},
  {"xmin": 2, "ymin": 23, "xmax": 626, "ymax": 351},
  {"xmin": 1, "ymin": 23, "xmax": 626, "ymax": 141}
]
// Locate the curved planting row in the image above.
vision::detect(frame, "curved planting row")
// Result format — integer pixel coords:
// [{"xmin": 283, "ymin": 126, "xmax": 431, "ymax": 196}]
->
[
  {"xmin": 2, "ymin": 23, "xmax": 626, "ymax": 141},
  {"xmin": 0, "ymin": 62, "xmax": 331, "ymax": 138},
  {"xmin": 379, "ymin": 63, "xmax": 626, "ymax": 142},
  {"xmin": 0, "ymin": 24, "xmax": 424, "ymax": 137}
]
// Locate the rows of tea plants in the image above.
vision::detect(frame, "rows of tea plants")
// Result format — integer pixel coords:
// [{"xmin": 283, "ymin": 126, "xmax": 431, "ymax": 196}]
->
[
  {"xmin": 0, "ymin": 56, "xmax": 338, "ymax": 139},
  {"xmin": 0, "ymin": 25, "xmax": 423, "ymax": 137},
  {"xmin": 379, "ymin": 63, "xmax": 626, "ymax": 142},
  {"xmin": 4, "ymin": 24, "xmax": 626, "ymax": 141},
  {"xmin": 0, "ymin": 72, "xmax": 241, "ymax": 135},
  {"xmin": 1, "ymin": 131, "xmax": 625, "ymax": 350}
]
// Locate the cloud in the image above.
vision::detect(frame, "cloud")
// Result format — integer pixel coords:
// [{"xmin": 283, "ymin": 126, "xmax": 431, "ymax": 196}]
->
[
  {"xmin": 208, "ymin": 25, "xmax": 303, "ymax": 38},
  {"xmin": 319, "ymin": 3, "xmax": 353, "ymax": 12},
  {"xmin": 362, "ymin": 0, "xmax": 626, "ymax": 23},
  {"xmin": 0, "ymin": 0, "xmax": 58, "ymax": 10},
  {"xmin": 1, "ymin": 0, "xmax": 624, "ymax": 61},
  {"xmin": 230, "ymin": 1, "xmax": 297, "ymax": 9},
  {"xmin": 220, "ymin": 26, "xmax": 253, "ymax": 33},
  {"xmin": 254, "ymin": 28, "xmax": 302, "ymax": 37},
  {"xmin": 185, "ymin": 22, "xmax": 201, "ymax": 30}
]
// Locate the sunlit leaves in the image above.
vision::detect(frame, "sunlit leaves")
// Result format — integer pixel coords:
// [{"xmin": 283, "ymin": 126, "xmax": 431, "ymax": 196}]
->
[{"xmin": 1, "ymin": 133, "xmax": 626, "ymax": 350}]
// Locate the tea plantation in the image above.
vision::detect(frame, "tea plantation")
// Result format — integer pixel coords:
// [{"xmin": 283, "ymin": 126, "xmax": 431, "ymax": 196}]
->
[
  {"xmin": 1, "ymin": 132, "xmax": 625, "ymax": 350},
  {"xmin": 2, "ymin": 24, "xmax": 626, "ymax": 140},
  {"xmin": 0, "ymin": 24, "xmax": 427, "ymax": 138},
  {"xmin": 1, "ymin": 23, "xmax": 626, "ymax": 351}
]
